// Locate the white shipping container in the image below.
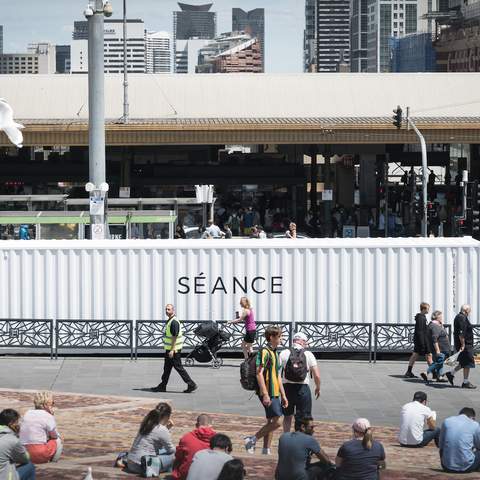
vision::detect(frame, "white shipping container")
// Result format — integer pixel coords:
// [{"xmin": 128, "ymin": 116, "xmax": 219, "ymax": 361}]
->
[{"xmin": 0, "ymin": 238, "xmax": 478, "ymax": 325}]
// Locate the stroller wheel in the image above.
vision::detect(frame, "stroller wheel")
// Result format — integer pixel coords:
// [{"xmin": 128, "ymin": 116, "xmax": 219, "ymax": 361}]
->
[
  {"xmin": 212, "ymin": 358, "xmax": 222, "ymax": 369},
  {"xmin": 184, "ymin": 357, "xmax": 194, "ymax": 367}
]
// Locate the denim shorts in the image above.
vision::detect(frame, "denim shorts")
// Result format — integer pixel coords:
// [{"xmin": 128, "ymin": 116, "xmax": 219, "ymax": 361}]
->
[{"xmin": 259, "ymin": 396, "xmax": 283, "ymax": 419}]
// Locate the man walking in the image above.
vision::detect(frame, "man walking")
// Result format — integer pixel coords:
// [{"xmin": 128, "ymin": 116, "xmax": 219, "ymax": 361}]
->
[
  {"xmin": 244, "ymin": 325, "xmax": 288, "ymax": 455},
  {"xmin": 405, "ymin": 302, "xmax": 432, "ymax": 378},
  {"xmin": 279, "ymin": 332, "xmax": 321, "ymax": 432},
  {"xmin": 151, "ymin": 304, "xmax": 197, "ymax": 393},
  {"xmin": 446, "ymin": 304, "xmax": 476, "ymax": 389}
]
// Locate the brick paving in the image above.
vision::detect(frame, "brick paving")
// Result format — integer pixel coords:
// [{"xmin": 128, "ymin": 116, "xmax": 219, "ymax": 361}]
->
[{"xmin": 0, "ymin": 388, "xmax": 478, "ymax": 480}]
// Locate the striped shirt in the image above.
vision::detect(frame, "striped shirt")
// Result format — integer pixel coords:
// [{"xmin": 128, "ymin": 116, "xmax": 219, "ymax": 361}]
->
[{"xmin": 256, "ymin": 345, "xmax": 281, "ymax": 397}]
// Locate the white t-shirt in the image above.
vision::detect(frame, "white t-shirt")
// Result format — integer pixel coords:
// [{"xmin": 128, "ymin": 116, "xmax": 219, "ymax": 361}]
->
[
  {"xmin": 19, "ymin": 409, "xmax": 58, "ymax": 445},
  {"xmin": 398, "ymin": 401, "xmax": 436, "ymax": 445},
  {"xmin": 279, "ymin": 346, "xmax": 317, "ymax": 385}
]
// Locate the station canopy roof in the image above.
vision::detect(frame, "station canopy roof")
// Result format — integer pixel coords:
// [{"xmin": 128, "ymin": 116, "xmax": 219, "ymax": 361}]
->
[{"xmin": 0, "ymin": 73, "xmax": 479, "ymax": 145}]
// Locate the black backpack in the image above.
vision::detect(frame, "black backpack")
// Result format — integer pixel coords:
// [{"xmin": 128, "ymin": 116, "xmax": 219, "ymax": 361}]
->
[
  {"xmin": 284, "ymin": 348, "xmax": 308, "ymax": 382},
  {"xmin": 240, "ymin": 352, "xmax": 259, "ymax": 391}
]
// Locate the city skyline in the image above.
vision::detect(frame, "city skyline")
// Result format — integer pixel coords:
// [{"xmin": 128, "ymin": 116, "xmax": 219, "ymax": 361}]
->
[{"xmin": 0, "ymin": 0, "xmax": 304, "ymax": 73}]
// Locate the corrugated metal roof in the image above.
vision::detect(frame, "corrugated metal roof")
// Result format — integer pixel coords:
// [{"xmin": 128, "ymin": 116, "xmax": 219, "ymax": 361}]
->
[{"xmin": 0, "ymin": 73, "xmax": 479, "ymax": 122}]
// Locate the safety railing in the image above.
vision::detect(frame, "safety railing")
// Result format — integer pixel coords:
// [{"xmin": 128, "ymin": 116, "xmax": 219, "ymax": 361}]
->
[
  {"xmin": 374, "ymin": 323, "xmax": 452, "ymax": 362},
  {"xmin": 0, "ymin": 319, "xmax": 469, "ymax": 361},
  {"xmin": 55, "ymin": 320, "xmax": 133, "ymax": 359},
  {"xmin": 0, "ymin": 319, "xmax": 53, "ymax": 358}
]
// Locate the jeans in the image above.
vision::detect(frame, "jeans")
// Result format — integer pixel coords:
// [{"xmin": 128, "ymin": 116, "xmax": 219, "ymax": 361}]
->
[
  {"xmin": 127, "ymin": 450, "xmax": 175, "ymax": 474},
  {"xmin": 160, "ymin": 351, "xmax": 195, "ymax": 387},
  {"xmin": 17, "ymin": 462, "xmax": 36, "ymax": 480},
  {"xmin": 419, "ymin": 428, "xmax": 441, "ymax": 447}
]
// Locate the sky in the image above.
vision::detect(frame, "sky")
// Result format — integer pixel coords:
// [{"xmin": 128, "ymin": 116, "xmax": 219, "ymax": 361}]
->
[{"xmin": 0, "ymin": 0, "xmax": 304, "ymax": 73}]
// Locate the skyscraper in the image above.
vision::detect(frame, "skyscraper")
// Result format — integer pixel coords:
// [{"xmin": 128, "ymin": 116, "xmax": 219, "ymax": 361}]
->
[
  {"xmin": 55, "ymin": 45, "xmax": 71, "ymax": 73},
  {"xmin": 197, "ymin": 32, "xmax": 262, "ymax": 73},
  {"xmin": 71, "ymin": 19, "xmax": 146, "ymax": 73},
  {"xmin": 173, "ymin": 3, "xmax": 216, "ymax": 40},
  {"xmin": 146, "ymin": 31, "xmax": 172, "ymax": 73},
  {"xmin": 304, "ymin": 0, "xmax": 350, "ymax": 72},
  {"xmin": 366, "ymin": 0, "xmax": 431, "ymax": 72},
  {"xmin": 304, "ymin": 0, "xmax": 317, "ymax": 71},
  {"xmin": 173, "ymin": 3, "xmax": 216, "ymax": 73},
  {"xmin": 350, "ymin": 0, "xmax": 369, "ymax": 72},
  {"xmin": 232, "ymin": 8, "xmax": 265, "ymax": 71},
  {"xmin": 0, "ymin": 25, "xmax": 3, "ymax": 54}
]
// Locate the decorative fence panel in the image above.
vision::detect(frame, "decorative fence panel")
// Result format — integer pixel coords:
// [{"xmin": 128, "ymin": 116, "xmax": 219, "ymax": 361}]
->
[
  {"xmin": 56, "ymin": 320, "xmax": 133, "ymax": 358},
  {"xmin": 0, "ymin": 319, "xmax": 53, "ymax": 357},
  {"xmin": 374, "ymin": 323, "xmax": 452, "ymax": 362}
]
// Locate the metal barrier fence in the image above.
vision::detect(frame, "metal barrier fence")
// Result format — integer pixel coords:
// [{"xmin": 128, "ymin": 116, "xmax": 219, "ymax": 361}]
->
[
  {"xmin": 1, "ymin": 319, "xmax": 478, "ymax": 361},
  {"xmin": 0, "ymin": 319, "xmax": 53, "ymax": 358},
  {"xmin": 135, "ymin": 321, "xmax": 292, "ymax": 359},
  {"xmin": 55, "ymin": 320, "xmax": 133, "ymax": 359},
  {"xmin": 374, "ymin": 323, "xmax": 452, "ymax": 362}
]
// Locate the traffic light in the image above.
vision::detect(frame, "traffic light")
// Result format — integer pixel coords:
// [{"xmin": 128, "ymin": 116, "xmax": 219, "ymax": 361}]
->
[
  {"xmin": 392, "ymin": 106, "xmax": 403, "ymax": 129},
  {"xmin": 471, "ymin": 181, "xmax": 480, "ymax": 235}
]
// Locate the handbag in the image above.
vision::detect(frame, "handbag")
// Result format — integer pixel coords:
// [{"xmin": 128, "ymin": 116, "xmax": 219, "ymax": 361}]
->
[
  {"xmin": 141, "ymin": 455, "xmax": 161, "ymax": 478},
  {"xmin": 444, "ymin": 351, "xmax": 460, "ymax": 368}
]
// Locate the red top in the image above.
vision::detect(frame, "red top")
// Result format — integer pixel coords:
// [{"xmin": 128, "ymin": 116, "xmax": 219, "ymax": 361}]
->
[{"xmin": 171, "ymin": 426, "xmax": 217, "ymax": 480}]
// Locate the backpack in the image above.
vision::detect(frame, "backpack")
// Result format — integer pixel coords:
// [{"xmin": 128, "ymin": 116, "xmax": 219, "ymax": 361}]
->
[
  {"xmin": 240, "ymin": 352, "xmax": 259, "ymax": 391},
  {"xmin": 284, "ymin": 348, "xmax": 308, "ymax": 382}
]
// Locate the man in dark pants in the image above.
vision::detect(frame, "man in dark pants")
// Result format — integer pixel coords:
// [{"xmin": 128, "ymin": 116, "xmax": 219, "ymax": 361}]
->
[
  {"xmin": 150, "ymin": 304, "xmax": 197, "ymax": 393},
  {"xmin": 405, "ymin": 302, "xmax": 432, "ymax": 378},
  {"xmin": 446, "ymin": 304, "xmax": 476, "ymax": 389}
]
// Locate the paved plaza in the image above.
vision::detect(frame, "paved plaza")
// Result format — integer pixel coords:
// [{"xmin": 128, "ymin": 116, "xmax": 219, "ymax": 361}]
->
[{"xmin": 1, "ymin": 356, "xmax": 480, "ymax": 479}]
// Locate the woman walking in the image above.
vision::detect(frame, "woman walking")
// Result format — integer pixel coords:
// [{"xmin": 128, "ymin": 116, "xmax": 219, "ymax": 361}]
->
[{"xmin": 228, "ymin": 297, "xmax": 257, "ymax": 359}]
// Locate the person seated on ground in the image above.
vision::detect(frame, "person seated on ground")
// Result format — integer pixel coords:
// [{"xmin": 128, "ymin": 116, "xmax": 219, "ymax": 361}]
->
[
  {"xmin": 0, "ymin": 409, "xmax": 36, "ymax": 480},
  {"xmin": 125, "ymin": 403, "xmax": 175, "ymax": 475},
  {"xmin": 335, "ymin": 418, "xmax": 386, "ymax": 480},
  {"xmin": 398, "ymin": 391, "xmax": 440, "ymax": 447},
  {"xmin": 439, "ymin": 407, "xmax": 480, "ymax": 473},
  {"xmin": 275, "ymin": 416, "xmax": 334, "ymax": 480},
  {"xmin": 19, "ymin": 391, "xmax": 62, "ymax": 464},
  {"xmin": 217, "ymin": 458, "xmax": 246, "ymax": 480},
  {"xmin": 186, "ymin": 433, "xmax": 233, "ymax": 480},
  {"xmin": 171, "ymin": 414, "xmax": 216, "ymax": 480}
]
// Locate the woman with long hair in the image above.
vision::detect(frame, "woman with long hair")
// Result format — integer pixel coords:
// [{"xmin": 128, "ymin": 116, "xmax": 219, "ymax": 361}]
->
[
  {"xmin": 228, "ymin": 297, "xmax": 257, "ymax": 359},
  {"xmin": 335, "ymin": 418, "xmax": 386, "ymax": 480},
  {"xmin": 126, "ymin": 403, "xmax": 175, "ymax": 475}
]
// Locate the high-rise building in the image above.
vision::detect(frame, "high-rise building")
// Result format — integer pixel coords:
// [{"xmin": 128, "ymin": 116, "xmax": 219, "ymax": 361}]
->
[
  {"xmin": 146, "ymin": 31, "xmax": 172, "ymax": 73},
  {"xmin": 71, "ymin": 19, "xmax": 145, "ymax": 73},
  {"xmin": 232, "ymin": 8, "xmax": 265, "ymax": 71},
  {"xmin": 366, "ymin": 0, "xmax": 432, "ymax": 72},
  {"xmin": 196, "ymin": 31, "xmax": 262, "ymax": 73},
  {"xmin": 350, "ymin": 0, "xmax": 369, "ymax": 72},
  {"xmin": 304, "ymin": 0, "xmax": 317, "ymax": 71},
  {"xmin": 173, "ymin": 3, "xmax": 216, "ymax": 73},
  {"xmin": 56, "ymin": 45, "xmax": 71, "ymax": 73},
  {"xmin": 391, "ymin": 32, "xmax": 437, "ymax": 71},
  {"xmin": 0, "ymin": 26, "xmax": 3, "ymax": 54},
  {"xmin": 0, "ymin": 43, "xmax": 56, "ymax": 74},
  {"xmin": 175, "ymin": 39, "xmax": 209, "ymax": 73},
  {"xmin": 173, "ymin": 3, "xmax": 216, "ymax": 40},
  {"xmin": 304, "ymin": 0, "xmax": 350, "ymax": 72}
]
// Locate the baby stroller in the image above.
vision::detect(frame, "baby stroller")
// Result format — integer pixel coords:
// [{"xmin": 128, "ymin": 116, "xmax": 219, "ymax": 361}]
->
[{"xmin": 184, "ymin": 321, "xmax": 230, "ymax": 369}]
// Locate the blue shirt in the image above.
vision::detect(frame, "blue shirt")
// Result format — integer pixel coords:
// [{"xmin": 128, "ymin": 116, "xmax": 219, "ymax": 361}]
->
[{"xmin": 439, "ymin": 414, "xmax": 480, "ymax": 472}]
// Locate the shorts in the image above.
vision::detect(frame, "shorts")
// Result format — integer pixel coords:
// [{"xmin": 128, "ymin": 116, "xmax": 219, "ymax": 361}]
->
[
  {"xmin": 458, "ymin": 350, "xmax": 476, "ymax": 369},
  {"xmin": 413, "ymin": 344, "xmax": 431, "ymax": 356},
  {"xmin": 244, "ymin": 330, "xmax": 256, "ymax": 343},
  {"xmin": 25, "ymin": 439, "xmax": 59, "ymax": 464},
  {"xmin": 259, "ymin": 396, "xmax": 283, "ymax": 419},
  {"xmin": 283, "ymin": 383, "xmax": 312, "ymax": 422}
]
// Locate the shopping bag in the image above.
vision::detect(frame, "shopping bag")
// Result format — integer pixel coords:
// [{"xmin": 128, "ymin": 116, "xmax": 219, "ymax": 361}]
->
[{"xmin": 444, "ymin": 351, "xmax": 460, "ymax": 368}]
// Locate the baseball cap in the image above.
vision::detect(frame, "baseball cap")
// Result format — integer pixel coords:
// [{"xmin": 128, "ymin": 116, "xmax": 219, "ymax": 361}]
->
[
  {"xmin": 293, "ymin": 332, "xmax": 308, "ymax": 342},
  {"xmin": 352, "ymin": 418, "xmax": 371, "ymax": 433}
]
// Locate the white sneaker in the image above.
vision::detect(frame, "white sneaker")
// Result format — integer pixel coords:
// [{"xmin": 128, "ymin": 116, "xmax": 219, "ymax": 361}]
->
[
  {"xmin": 244, "ymin": 436, "xmax": 256, "ymax": 454},
  {"xmin": 261, "ymin": 448, "xmax": 271, "ymax": 455}
]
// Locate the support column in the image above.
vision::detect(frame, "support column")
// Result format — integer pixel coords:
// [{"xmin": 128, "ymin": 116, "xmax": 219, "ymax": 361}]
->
[{"xmin": 309, "ymin": 145, "xmax": 318, "ymax": 227}]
